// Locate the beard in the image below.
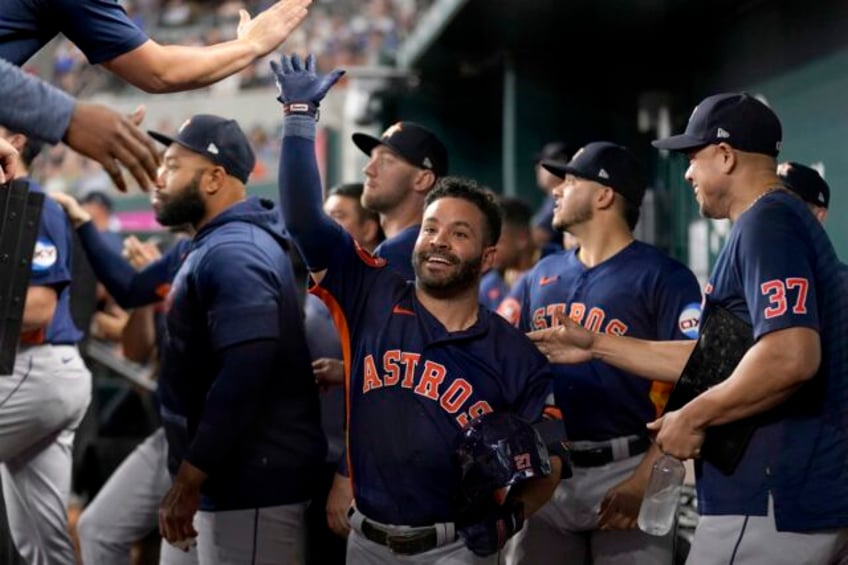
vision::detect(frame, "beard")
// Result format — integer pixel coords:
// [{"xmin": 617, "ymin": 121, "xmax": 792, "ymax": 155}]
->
[
  {"xmin": 156, "ymin": 172, "xmax": 206, "ymax": 227},
  {"xmin": 413, "ymin": 248, "xmax": 484, "ymax": 298},
  {"xmin": 552, "ymin": 202, "xmax": 593, "ymax": 233}
]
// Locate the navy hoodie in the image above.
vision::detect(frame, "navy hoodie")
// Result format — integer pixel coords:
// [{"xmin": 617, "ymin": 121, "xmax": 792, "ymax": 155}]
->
[{"xmin": 159, "ymin": 196, "xmax": 325, "ymax": 510}]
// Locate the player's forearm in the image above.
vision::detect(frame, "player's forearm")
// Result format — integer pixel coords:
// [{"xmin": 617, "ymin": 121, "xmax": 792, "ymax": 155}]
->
[
  {"xmin": 186, "ymin": 339, "xmax": 278, "ymax": 473},
  {"xmin": 683, "ymin": 327, "xmax": 819, "ymax": 428},
  {"xmin": 103, "ymin": 40, "xmax": 258, "ymax": 94},
  {"xmin": 514, "ymin": 456, "xmax": 562, "ymax": 517},
  {"xmin": 121, "ymin": 306, "xmax": 157, "ymax": 363},
  {"xmin": 278, "ymin": 115, "xmax": 344, "ymax": 270},
  {"xmin": 0, "ymin": 58, "xmax": 75, "ymax": 144},
  {"xmin": 77, "ymin": 223, "xmax": 170, "ymax": 308},
  {"xmin": 593, "ymin": 334, "xmax": 694, "ymax": 383}
]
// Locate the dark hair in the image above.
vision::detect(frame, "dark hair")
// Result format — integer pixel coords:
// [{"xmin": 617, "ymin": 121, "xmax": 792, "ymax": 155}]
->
[
  {"xmin": 498, "ymin": 196, "xmax": 533, "ymax": 229},
  {"xmin": 424, "ymin": 176, "xmax": 502, "ymax": 247},
  {"xmin": 327, "ymin": 182, "xmax": 380, "ymax": 225},
  {"xmin": 80, "ymin": 190, "xmax": 114, "ymax": 212},
  {"xmin": 19, "ymin": 137, "xmax": 44, "ymax": 168}
]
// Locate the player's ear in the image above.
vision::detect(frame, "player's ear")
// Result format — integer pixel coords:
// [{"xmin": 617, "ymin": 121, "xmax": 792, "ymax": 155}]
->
[
  {"xmin": 481, "ymin": 243, "xmax": 497, "ymax": 272},
  {"xmin": 412, "ymin": 169, "xmax": 437, "ymax": 194},
  {"xmin": 717, "ymin": 143, "xmax": 737, "ymax": 173},
  {"xmin": 595, "ymin": 186, "xmax": 616, "ymax": 210}
]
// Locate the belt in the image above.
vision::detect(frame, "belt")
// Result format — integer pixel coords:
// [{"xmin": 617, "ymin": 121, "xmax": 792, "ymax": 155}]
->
[
  {"xmin": 348, "ymin": 508, "xmax": 455, "ymax": 556},
  {"xmin": 569, "ymin": 435, "xmax": 651, "ymax": 468}
]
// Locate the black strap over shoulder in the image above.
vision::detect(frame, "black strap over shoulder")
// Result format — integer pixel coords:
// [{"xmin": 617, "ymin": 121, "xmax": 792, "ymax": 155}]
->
[{"xmin": 0, "ymin": 179, "xmax": 44, "ymax": 374}]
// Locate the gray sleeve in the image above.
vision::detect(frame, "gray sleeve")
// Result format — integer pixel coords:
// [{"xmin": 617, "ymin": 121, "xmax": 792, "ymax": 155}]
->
[{"xmin": 0, "ymin": 59, "xmax": 75, "ymax": 144}]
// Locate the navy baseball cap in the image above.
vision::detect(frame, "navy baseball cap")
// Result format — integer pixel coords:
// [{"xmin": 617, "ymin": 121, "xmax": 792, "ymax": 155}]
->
[
  {"xmin": 148, "ymin": 114, "xmax": 256, "ymax": 184},
  {"xmin": 352, "ymin": 121, "xmax": 448, "ymax": 176},
  {"xmin": 652, "ymin": 92, "xmax": 782, "ymax": 157},
  {"xmin": 778, "ymin": 162, "xmax": 830, "ymax": 208},
  {"xmin": 542, "ymin": 142, "xmax": 647, "ymax": 205}
]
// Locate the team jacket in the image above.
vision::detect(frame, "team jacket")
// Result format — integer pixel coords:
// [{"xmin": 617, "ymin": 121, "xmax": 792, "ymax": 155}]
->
[{"xmin": 160, "ymin": 197, "xmax": 325, "ymax": 511}]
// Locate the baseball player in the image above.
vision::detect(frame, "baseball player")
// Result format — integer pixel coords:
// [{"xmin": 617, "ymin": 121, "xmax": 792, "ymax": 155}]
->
[
  {"xmin": 479, "ymin": 196, "xmax": 536, "ymax": 312},
  {"xmin": 352, "ymin": 119, "xmax": 448, "ymax": 281},
  {"xmin": 274, "ymin": 53, "xmax": 565, "ymax": 563},
  {"xmin": 57, "ymin": 114, "xmax": 326, "ymax": 564},
  {"xmin": 0, "ymin": 129, "xmax": 92, "ymax": 564},
  {"xmin": 323, "ymin": 182, "xmax": 384, "ymax": 254},
  {"xmin": 498, "ymin": 142, "xmax": 702, "ymax": 564},
  {"xmin": 530, "ymin": 93, "xmax": 848, "ymax": 564},
  {"xmin": 778, "ymin": 161, "xmax": 829, "ymax": 223}
]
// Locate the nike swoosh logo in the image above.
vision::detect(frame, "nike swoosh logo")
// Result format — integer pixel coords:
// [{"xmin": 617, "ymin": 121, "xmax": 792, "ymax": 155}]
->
[
  {"xmin": 392, "ymin": 304, "xmax": 415, "ymax": 316},
  {"xmin": 539, "ymin": 276, "xmax": 559, "ymax": 286},
  {"xmin": 61, "ymin": 356, "xmax": 74, "ymax": 364}
]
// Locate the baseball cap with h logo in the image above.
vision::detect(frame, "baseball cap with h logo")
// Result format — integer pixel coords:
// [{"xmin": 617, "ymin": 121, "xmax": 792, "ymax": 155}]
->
[
  {"xmin": 148, "ymin": 114, "xmax": 256, "ymax": 184},
  {"xmin": 652, "ymin": 92, "xmax": 783, "ymax": 157},
  {"xmin": 352, "ymin": 121, "xmax": 449, "ymax": 177}
]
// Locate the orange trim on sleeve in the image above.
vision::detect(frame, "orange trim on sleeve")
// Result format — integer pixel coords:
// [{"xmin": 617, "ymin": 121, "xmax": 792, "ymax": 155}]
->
[
  {"xmin": 543, "ymin": 405, "xmax": 563, "ymax": 421},
  {"xmin": 310, "ymin": 285, "xmax": 356, "ymax": 489},
  {"xmin": 353, "ymin": 240, "xmax": 387, "ymax": 268}
]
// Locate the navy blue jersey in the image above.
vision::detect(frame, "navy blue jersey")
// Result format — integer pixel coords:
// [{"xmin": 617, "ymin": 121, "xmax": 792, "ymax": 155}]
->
[
  {"xmin": 499, "ymin": 241, "xmax": 702, "ymax": 441},
  {"xmin": 25, "ymin": 180, "xmax": 81, "ymax": 345},
  {"xmin": 160, "ymin": 197, "xmax": 324, "ymax": 511},
  {"xmin": 696, "ymin": 190, "xmax": 848, "ymax": 531},
  {"xmin": 373, "ymin": 224, "xmax": 418, "ymax": 281},
  {"xmin": 479, "ymin": 269, "xmax": 509, "ymax": 311},
  {"xmin": 313, "ymin": 232, "xmax": 553, "ymax": 527},
  {"xmin": 0, "ymin": 0, "xmax": 148, "ymax": 66}
]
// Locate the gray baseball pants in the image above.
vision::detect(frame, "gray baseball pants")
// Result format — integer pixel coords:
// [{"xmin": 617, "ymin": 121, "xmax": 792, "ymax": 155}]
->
[
  {"xmin": 0, "ymin": 344, "xmax": 91, "ymax": 565},
  {"xmin": 77, "ymin": 426, "xmax": 198, "ymax": 565}
]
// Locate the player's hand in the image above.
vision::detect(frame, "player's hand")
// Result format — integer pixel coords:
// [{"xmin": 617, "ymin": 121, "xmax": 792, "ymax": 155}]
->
[
  {"xmin": 237, "ymin": 0, "xmax": 311, "ymax": 57},
  {"xmin": 312, "ymin": 357, "xmax": 344, "ymax": 389},
  {"xmin": 326, "ymin": 472, "xmax": 353, "ymax": 538},
  {"xmin": 63, "ymin": 102, "xmax": 160, "ymax": 192},
  {"xmin": 49, "ymin": 192, "xmax": 93, "ymax": 228},
  {"xmin": 598, "ymin": 475, "xmax": 646, "ymax": 530},
  {"xmin": 159, "ymin": 461, "xmax": 205, "ymax": 546},
  {"xmin": 270, "ymin": 53, "xmax": 345, "ymax": 107},
  {"xmin": 459, "ymin": 499, "xmax": 525, "ymax": 557},
  {"xmin": 123, "ymin": 235, "xmax": 162, "ymax": 270},
  {"xmin": 526, "ymin": 312, "xmax": 595, "ymax": 364},
  {"xmin": 647, "ymin": 410, "xmax": 705, "ymax": 460},
  {"xmin": 0, "ymin": 137, "xmax": 18, "ymax": 183}
]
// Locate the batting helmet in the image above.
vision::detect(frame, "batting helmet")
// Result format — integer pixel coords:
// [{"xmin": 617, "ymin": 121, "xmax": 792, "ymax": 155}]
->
[{"xmin": 453, "ymin": 412, "xmax": 552, "ymax": 521}]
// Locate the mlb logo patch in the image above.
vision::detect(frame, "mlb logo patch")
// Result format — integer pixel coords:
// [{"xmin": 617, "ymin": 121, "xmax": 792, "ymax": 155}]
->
[{"xmin": 678, "ymin": 302, "xmax": 701, "ymax": 339}]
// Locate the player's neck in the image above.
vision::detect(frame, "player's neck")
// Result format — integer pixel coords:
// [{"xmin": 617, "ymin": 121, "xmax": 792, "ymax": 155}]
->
[
  {"xmin": 415, "ymin": 286, "xmax": 479, "ymax": 332},
  {"xmin": 574, "ymin": 223, "xmax": 634, "ymax": 268},
  {"xmin": 380, "ymin": 201, "xmax": 423, "ymax": 239}
]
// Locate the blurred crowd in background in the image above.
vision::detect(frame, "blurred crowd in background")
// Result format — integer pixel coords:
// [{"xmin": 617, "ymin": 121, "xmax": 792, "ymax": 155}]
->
[{"xmin": 23, "ymin": 0, "xmax": 432, "ymax": 200}]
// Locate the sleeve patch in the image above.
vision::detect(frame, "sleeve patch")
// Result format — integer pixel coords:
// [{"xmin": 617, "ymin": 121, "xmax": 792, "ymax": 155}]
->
[
  {"xmin": 32, "ymin": 239, "xmax": 58, "ymax": 272},
  {"xmin": 678, "ymin": 302, "xmax": 701, "ymax": 339}
]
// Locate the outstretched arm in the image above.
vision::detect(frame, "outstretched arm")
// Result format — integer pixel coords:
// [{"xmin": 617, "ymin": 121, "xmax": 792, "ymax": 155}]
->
[
  {"xmin": 273, "ymin": 53, "xmax": 346, "ymax": 280},
  {"xmin": 50, "ymin": 193, "xmax": 178, "ymax": 308},
  {"xmin": 528, "ymin": 312, "xmax": 694, "ymax": 383},
  {"xmin": 104, "ymin": 0, "xmax": 310, "ymax": 93}
]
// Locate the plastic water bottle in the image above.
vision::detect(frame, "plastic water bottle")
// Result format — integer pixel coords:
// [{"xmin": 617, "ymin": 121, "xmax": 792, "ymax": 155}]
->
[{"xmin": 638, "ymin": 454, "xmax": 685, "ymax": 536}]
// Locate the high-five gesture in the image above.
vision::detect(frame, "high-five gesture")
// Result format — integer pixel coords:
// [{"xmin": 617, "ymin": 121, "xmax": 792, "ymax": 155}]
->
[{"xmin": 271, "ymin": 53, "xmax": 345, "ymax": 113}]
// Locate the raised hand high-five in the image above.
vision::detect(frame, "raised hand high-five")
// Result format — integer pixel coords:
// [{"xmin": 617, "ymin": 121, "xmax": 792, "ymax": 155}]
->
[{"xmin": 270, "ymin": 53, "xmax": 345, "ymax": 115}]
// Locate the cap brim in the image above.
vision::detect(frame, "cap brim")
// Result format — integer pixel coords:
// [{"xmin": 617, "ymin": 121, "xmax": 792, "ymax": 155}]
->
[
  {"xmin": 148, "ymin": 130, "xmax": 177, "ymax": 147},
  {"xmin": 541, "ymin": 160, "xmax": 569, "ymax": 178},
  {"xmin": 352, "ymin": 132, "xmax": 384, "ymax": 158},
  {"xmin": 651, "ymin": 134, "xmax": 708, "ymax": 152}
]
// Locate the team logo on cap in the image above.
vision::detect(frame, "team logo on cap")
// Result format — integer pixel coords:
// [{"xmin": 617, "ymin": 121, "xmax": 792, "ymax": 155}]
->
[
  {"xmin": 32, "ymin": 238, "xmax": 58, "ymax": 272},
  {"xmin": 382, "ymin": 122, "xmax": 403, "ymax": 139},
  {"xmin": 678, "ymin": 302, "xmax": 701, "ymax": 339},
  {"xmin": 178, "ymin": 118, "xmax": 191, "ymax": 133}
]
